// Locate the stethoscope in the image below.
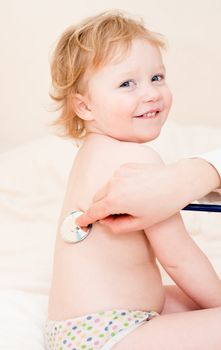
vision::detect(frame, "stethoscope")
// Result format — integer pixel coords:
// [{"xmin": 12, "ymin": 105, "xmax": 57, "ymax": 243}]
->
[
  {"xmin": 61, "ymin": 204, "xmax": 221, "ymax": 244},
  {"xmin": 60, "ymin": 211, "xmax": 92, "ymax": 243}
]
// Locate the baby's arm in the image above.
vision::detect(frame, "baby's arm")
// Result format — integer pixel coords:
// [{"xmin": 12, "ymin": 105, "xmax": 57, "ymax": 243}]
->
[{"xmin": 145, "ymin": 214, "xmax": 221, "ymax": 309}]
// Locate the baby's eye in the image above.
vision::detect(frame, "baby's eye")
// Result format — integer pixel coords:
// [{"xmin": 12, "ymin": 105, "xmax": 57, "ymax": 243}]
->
[
  {"xmin": 119, "ymin": 79, "xmax": 136, "ymax": 88},
  {"xmin": 152, "ymin": 74, "xmax": 164, "ymax": 82}
]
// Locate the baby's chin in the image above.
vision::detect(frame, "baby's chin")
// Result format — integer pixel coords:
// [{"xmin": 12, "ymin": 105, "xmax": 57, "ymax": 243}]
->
[
  {"xmin": 103, "ymin": 129, "xmax": 162, "ymax": 144},
  {"xmin": 113, "ymin": 136, "xmax": 159, "ymax": 144}
]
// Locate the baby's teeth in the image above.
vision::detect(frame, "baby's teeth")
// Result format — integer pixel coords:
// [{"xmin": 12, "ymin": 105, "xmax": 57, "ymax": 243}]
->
[{"xmin": 146, "ymin": 112, "xmax": 156, "ymax": 117}]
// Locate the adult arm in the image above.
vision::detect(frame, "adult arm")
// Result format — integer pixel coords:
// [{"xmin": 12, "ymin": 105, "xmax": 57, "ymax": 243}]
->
[{"xmin": 76, "ymin": 154, "xmax": 221, "ymax": 231}]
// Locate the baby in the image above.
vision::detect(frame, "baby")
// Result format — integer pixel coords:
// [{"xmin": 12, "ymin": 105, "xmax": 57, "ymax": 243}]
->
[{"xmin": 45, "ymin": 10, "xmax": 221, "ymax": 350}]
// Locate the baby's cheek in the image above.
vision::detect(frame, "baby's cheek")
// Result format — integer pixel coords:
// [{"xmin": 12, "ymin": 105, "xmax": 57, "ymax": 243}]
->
[
  {"xmin": 115, "ymin": 97, "xmax": 135, "ymax": 115},
  {"xmin": 166, "ymin": 89, "xmax": 173, "ymax": 109}
]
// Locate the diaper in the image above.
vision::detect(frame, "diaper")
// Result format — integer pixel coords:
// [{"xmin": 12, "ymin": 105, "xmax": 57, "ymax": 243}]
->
[{"xmin": 45, "ymin": 309, "xmax": 158, "ymax": 350}]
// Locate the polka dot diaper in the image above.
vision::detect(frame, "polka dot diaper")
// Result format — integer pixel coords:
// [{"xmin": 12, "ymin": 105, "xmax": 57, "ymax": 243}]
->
[{"xmin": 44, "ymin": 309, "xmax": 158, "ymax": 350}]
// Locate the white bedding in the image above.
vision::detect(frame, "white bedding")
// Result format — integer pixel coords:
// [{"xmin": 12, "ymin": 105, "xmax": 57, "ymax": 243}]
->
[{"xmin": 0, "ymin": 121, "xmax": 220, "ymax": 349}]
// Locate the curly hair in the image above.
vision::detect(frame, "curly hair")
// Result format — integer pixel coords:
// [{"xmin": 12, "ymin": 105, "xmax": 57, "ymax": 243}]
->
[{"xmin": 50, "ymin": 10, "xmax": 166, "ymax": 139}]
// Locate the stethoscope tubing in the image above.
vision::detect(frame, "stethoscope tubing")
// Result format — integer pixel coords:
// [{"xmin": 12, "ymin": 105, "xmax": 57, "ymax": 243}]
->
[{"xmin": 183, "ymin": 203, "xmax": 221, "ymax": 213}]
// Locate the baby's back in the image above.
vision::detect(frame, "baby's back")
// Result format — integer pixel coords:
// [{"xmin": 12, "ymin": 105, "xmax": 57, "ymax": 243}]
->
[{"xmin": 48, "ymin": 135, "xmax": 165, "ymax": 320}]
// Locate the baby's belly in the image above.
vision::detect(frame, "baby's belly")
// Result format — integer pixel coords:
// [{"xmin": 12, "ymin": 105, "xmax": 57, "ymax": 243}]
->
[{"xmin": 48, "ymin": 223, "xmax": 165, "ymax": 320}]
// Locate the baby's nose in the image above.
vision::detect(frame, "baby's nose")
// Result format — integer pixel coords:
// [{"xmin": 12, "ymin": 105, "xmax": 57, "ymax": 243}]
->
[{"xmin": 142, "ymin": 85, "xmax": 161, "ymax": 102}]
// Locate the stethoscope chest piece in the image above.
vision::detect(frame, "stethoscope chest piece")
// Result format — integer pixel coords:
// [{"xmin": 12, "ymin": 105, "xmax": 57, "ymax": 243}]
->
[{"xmin": 60, "ymin": 211, "xmax": 92, "ymax": 243}]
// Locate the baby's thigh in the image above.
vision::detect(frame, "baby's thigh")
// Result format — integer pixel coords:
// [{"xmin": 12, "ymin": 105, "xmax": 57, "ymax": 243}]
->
[{"xmin": 113, "ymin": 307, "xmax": 221, "ymax": 350}]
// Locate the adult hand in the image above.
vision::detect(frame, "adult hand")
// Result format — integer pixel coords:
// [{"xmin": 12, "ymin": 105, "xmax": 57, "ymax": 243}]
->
[{"xmin": 76, "ymin": 158, "xmax": 220, "ymax": 233}]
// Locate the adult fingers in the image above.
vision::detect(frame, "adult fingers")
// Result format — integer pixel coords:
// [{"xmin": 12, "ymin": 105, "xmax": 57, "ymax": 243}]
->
[
  {"xmin": 76, "ymin": 196, "xmax": 114, "ymax": 227},
  {"xmin": 100, "ymin": 215, "xmax": 143, "ymax": 233}
]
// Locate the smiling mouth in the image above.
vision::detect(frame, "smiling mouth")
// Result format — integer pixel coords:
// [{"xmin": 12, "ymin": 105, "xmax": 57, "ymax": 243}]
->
[{"xmin": 134, "ymin": 110, "xmax": 160, "ymax": 119}]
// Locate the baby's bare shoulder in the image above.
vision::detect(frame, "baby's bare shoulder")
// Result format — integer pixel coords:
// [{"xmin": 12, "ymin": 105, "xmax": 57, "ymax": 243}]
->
[
  {"xmin": 85, "ymin": 139, "xmax": 163, "ymax": 186},
  {"xmin": 70, "ymin": 139, "xmax": 164, "ymax": 212}
]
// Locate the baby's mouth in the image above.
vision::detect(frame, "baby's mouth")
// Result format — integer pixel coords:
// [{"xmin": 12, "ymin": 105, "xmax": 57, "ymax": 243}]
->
[{"xmin": 134, "ymin": 110, "xmax": 160, "ymax": 118}]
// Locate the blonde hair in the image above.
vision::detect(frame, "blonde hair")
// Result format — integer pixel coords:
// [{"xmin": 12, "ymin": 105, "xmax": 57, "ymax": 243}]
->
[{"xmin": 50, "ymin": 10, "xmax": 166, "ymax": 139}]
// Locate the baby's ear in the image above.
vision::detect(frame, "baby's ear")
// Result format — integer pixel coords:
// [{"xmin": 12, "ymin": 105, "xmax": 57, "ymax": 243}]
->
[{"xmin": 71, "ymin": 93, "xmax": 93, "ymax": 121}]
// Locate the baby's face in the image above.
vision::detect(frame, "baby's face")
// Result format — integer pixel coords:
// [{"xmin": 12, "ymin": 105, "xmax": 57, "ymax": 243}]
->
[{"xmin": 83, "ymin": 38, "xmax": 172, "ymax": 143}]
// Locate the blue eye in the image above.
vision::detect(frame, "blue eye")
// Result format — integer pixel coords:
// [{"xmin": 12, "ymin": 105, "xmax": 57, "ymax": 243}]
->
[
  {"xmin": 152, "ymin": 74, "xmax": 164, "ymax": 82},
  {"xmin": 119, "ymin": 79, "xmax": 135, "ymax": 88}
]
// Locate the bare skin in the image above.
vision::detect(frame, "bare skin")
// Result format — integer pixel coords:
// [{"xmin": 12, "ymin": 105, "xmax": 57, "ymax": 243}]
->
[
  {"xmin": 48, "ymin": 137, "xmax": 166, "ymax": 320},
  {"xmin": 49, "ymin": 136, "xmax": 199, "ymax": 320},
  {"xmin": 48, "ymin": 135, "xmax": 221, "ymax": 349},
  {"xmin": 112, "ymin": 307, "xmax": 221, "ymax": 350}
]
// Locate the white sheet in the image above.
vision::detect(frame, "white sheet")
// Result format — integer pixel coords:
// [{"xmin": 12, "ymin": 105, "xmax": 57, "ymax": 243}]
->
[{"xmin": 0, "ymin": 122, "xmax": 220, "ymax": 349}]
